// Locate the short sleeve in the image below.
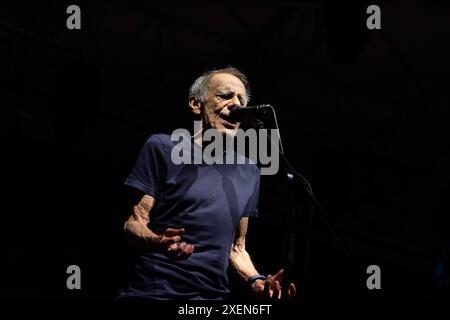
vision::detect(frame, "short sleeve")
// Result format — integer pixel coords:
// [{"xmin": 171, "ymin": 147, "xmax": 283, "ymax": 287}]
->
[
  {"xmin": 124, "ymin": 135, "xmax": 164, "ymax": 198},
  {"xmin": 242, "ymin": 166, "xmax": 260, "ymax": 217}
]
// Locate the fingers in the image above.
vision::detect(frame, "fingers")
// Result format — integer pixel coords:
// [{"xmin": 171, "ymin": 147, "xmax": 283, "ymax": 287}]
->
[
  {"xmin": 166, "ymin": 242, "xmax": 195, "ymax": 260},
  {"xmin": 179, "ymin": 242, "xmax": 195, "ymax": 254},
  {"xmin": 161, "ymin": 235, "xmax": 182, "ymax": 244},
  {"xmin": 264, "ymin": 270, "xmax": 283, "ymax": 300},
  {"xmin": 167, "ymin": 243, "xmax": 180, "ymax": 252},
  {"xmin": 263, "ymin": 273, "xmax": 291, "ymax": 300},
  {"xmin": 272, "ymin": 269, "xmax": 284, "ymax": 281},
  {"xmin": 264, "ymin": 275, "xmax": 275, "ymax": 299},
  {"xmin": 161, "ymin": 228, "xmax": 185, "ymax": 245},
  {"xmin": 160, "ymin": 227, "xmax": 194, "ymax": 260},
  {"xmin": 269, "ymin": 269, "xmax": 297, "ymax": 300},
  {"xmin": 288, "ymin": 283, "xmax": 296, "ymax": 298},
  {"xmin": 175, "ymin": 243, "xmax": 195, "ymax": 259},
  {"xmin": 273, "ymin": 280, "xmax": 281, "ymax": 300},
  {"xmin": 164, "ymin": 228, "xmax": 185, "ymax": 236}
]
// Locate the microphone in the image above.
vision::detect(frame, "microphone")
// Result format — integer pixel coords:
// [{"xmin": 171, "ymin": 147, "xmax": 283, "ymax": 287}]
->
[{"xmin": 229, "ymin": 104, "xmax": 272, "ymax": 122}]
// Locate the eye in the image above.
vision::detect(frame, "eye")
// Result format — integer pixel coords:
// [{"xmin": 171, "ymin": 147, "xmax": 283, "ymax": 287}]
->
[{"xmin": 219, "ymin": 93, "xmax": 233, "ymax": 100}]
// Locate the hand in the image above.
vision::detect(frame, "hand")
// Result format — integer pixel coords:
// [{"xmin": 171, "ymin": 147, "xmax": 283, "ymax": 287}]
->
[
  {"xmin": 155, "ymin": 228, "xmax": 195, "ymax": 260},
  {"xmin": 251, "ymin": 269, "xmax": 296, "ymax": 300}
]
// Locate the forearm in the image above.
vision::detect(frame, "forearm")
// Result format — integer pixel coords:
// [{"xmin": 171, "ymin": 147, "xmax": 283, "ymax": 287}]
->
[
  {"xmin": 123, "ymin": 195, "xmax": 160, "ymax": 251},
  {"xmin": 229, "ymin": 241, "xmax": 259, "ymax": 282},
  {"xmin": 123, "ymin": 218, "xmax": 160, "ymax": 251},
  {"xmin": 230, "ymin": 219, "xmax": 293, "ymax": 299},
  {"xmin": 230, "ymin": 242, "xmax": 266, "ymax": 295}
]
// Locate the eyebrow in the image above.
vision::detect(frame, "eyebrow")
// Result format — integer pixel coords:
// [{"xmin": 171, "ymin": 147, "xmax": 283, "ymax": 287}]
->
[
  {"xmin": 215, "ymin": 88, "xmax": 248, "ymax": 105},
  {"xmin": 216, "ymin": 90, "xmax": 244, "ymax": 98},
  {"xmin": 217, "ymin": 89, "xmax": 237, "ymax": 94}
]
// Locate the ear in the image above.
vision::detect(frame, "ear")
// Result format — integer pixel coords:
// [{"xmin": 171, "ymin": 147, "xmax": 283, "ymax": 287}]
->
[{"xmin": 189, "ymin": 97, "xmax": 202, "ymax": 116}]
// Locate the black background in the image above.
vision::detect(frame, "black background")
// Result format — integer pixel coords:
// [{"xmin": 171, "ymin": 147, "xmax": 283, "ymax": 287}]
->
[{"xmin": 1, "ymin": 0, "xmax": 449, "ymax": 302}]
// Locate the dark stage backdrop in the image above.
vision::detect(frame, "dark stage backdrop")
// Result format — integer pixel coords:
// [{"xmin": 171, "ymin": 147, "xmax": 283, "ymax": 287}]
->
[{"xmin": 1, "ymin": 0, "xmax": 449, "ymax": 303}]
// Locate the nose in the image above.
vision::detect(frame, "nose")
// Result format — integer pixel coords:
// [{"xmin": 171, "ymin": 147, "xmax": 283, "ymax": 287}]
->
[{"xmin": 230, "ymin": 95, "xmax": 241, "ymax": 107}]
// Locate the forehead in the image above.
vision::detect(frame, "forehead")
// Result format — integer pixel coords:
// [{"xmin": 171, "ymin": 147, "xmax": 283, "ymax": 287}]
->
[{"xmin": 208, "ymin": 73, "xmax": 246, "ymax": 93}]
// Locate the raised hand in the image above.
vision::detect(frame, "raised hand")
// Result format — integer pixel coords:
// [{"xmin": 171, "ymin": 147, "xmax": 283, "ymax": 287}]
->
[
  {"xmin": 251, "ymin": 269, "xmax": 296, "ymax": 300},
  {"xmin": 155, "ymin": 227, "xmax": 195, "ymax": 260}
]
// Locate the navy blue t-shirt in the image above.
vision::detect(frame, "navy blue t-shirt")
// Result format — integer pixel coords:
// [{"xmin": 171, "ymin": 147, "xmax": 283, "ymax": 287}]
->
[{"xmin": 118, "ymin": 133, "xmax": 260, "ymax": 300}]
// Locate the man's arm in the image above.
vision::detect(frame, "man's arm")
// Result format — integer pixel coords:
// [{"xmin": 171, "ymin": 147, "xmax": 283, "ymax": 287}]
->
[
  {"xmin": 123, "ymin": 193, "xmax": 194, "ymax": 259},
  {"xmin": 229, "ymin": 217, "xmax": 266, "ymax": 294},
  {"xmin": 123, "ymin": 194, "xmax": 158, "ymax": 250},
  {"xmin": 230, "ymin": 217, "xmax": 296, "ymax": 299}
]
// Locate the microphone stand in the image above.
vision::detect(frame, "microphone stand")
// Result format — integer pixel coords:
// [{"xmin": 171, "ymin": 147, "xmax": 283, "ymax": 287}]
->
[
  {"xmin": 279, "ymin": 153, "xmax": 314, "ymax": 300},
  {"xmin": 248, "ymin": 105, "xmax": 341, "ymax": 300}
]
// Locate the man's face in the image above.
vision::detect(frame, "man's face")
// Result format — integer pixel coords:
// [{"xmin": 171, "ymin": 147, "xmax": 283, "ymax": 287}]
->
[{"xmin": 200, "ymin": 73, "xmax": 247, "ymax": 137}]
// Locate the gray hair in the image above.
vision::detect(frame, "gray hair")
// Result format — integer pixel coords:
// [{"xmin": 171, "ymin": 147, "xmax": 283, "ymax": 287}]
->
[{"xmin": 188, "ymin": 67, "xmax": 251, "ymax": 105}]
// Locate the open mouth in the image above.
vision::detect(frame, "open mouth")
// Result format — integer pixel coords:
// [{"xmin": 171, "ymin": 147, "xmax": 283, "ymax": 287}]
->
[{"xmin": 219, "ymin": 116, "xmax": 238, "ymax": 129}]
